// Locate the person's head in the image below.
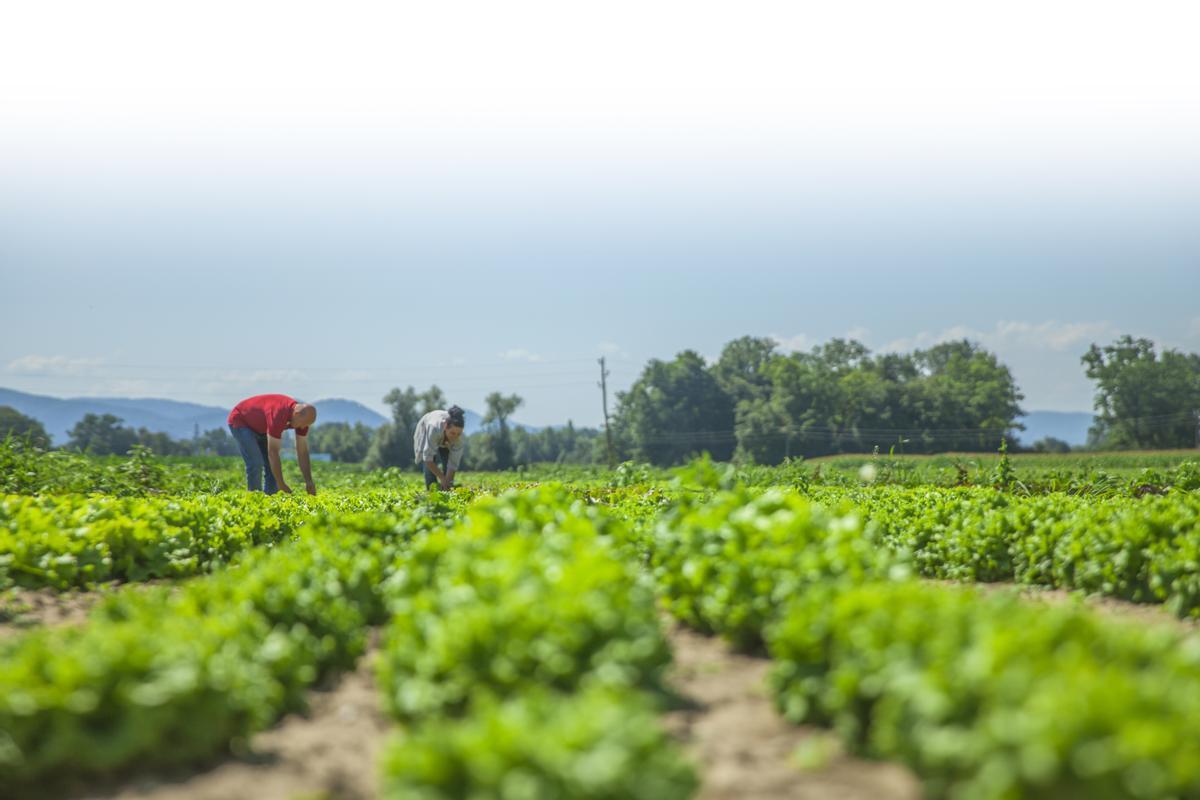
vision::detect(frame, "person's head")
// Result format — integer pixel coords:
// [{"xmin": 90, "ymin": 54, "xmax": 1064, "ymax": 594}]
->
[
  {"xmin": 444, "ymin": 405, "xmax": 465, "ymax": 443},
  {"xmin": 292, "ymin": 402, "xmax": 317, "ymax": 429}
]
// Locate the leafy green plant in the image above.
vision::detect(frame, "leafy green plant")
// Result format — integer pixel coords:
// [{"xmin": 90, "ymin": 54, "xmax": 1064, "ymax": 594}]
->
[
  {"xmin": 380, "ymin": 687, "xmax": 696, "ymax": 800},
  {"xmin": 768, "ymin": 580, "xmax": 1200, "ymax": 800}
]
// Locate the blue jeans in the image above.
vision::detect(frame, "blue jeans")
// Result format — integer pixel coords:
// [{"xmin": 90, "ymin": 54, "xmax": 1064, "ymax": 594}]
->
[
  {"xmin": 423, "ymin": 447, "xmax": 450, "ymax": 489},
  {"xmin": 230, "ymin": 425, "xmax": 279, "ymax": 494}
]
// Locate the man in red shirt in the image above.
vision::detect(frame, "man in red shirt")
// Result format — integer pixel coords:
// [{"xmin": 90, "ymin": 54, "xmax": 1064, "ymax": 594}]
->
[{"xmin": 227, "ymin": 394, "xmax": 318, "ymax": 495}]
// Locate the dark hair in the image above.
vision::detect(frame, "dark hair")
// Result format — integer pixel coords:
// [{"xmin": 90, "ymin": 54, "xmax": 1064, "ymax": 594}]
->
[{"xmin": 447, "ymin": 405, "xmax": 466, "ymax": 428}]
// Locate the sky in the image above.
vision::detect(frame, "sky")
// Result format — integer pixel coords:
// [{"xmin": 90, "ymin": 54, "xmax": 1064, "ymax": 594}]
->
[{"xmin": 2, "ymin": 0, "xmax": 1199, "ymax": 428}]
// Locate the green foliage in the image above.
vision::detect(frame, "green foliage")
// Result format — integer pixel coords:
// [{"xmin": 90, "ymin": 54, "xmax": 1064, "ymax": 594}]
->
[
  {"xmin": 373, "ymin": 486, "xmax": 691, "ymax": 799},
  {"xmin": 610, "ymin": 460, "xmax": 657, "ymax": 487},
  {"xmin": 614, "ymin": 350, "xmax": 736, "ymax": 465},
  {"xmin": 0, "ymin": 489, "xmax": 426, "ymax": 590},
  {"xmin": 5, "ymin": 451, "xmax": 1200, "ymax": 798},
  {"xmin": 380, "ymin": 687, "xmax": 697, "ymax": 800},
  {"xmin": 649, "ymin": 485, "xmax": 904, "ymax": 649},
  {"xmin": 992, "ymin": 437, "xmax": 1015, "ymax": 490},
  {"xmin": 0, "ymin": 407, "xmax": 50, "ymax": 449},
  {"xmin": 768, "ymin": 580, "xmax": 1200, "ymax": 800},
  {"xmin": 1030, "ymin": 436, "xmax": 1072, "ymax": 454},
  {"xmin": 608, "ymin": 336, "xmax": 1027, "ymax": 466},
  {"xmin": 0, "ymin": 438, "xmax": 241, "ymax": 496},
  {"xmin": 366, "ymin": 385, "xmax": 447, "ymax": 469},
  {"xmin": 479, "ymin": 391, "xmax": 524, "ymax": 471},
  {"xmin": 308, "ymin": 421, "xmax": 374, "ymax": 463},
  {"xmin": 0, "ymin": 519, "xmax": 409, "ymax": 793},
  {"xmin": 1084, "ymin": 335, "xmax": 1200, "ymax": 449},
  {"xmin": 378, "ymin": 487, "xmax": 670, "ymax": 721},
  {"xmin": 66, "ymin": 413, "xmax": 139, "ymax": 455},
  {"xmin": 830, "ymin": 487, "xmax": 1200, "ymax": 616},
  {"xmin": 711, "ymin": 335, "xmax": 779, "ymax": 406}
]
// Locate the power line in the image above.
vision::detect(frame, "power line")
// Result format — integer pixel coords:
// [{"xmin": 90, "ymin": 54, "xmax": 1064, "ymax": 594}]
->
[{"xmin": 44, "ymin": 357, "xmax": 610, "ymax": 371}]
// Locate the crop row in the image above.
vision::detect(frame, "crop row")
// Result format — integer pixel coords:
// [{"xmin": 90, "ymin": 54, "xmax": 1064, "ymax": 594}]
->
[
  {"xmin": 812, "ymin": 487, "xmax": 1200, "ymax": 617},
  {"xmin": 0, "ymin": 507, "xmax": 428, "ymax": 795},
  {"xmin": 648, "ymin": 485, "xmax": 1200, "ymax": 799},
  {"xmin": 0, "ymin": 489, "xmax": 468, "ymax": 591},
  {"xmin": 0, "ymin": 488, "xmax": 695, "ymax": 798},
  {"xmin": 373, "ymin": 486, "xmax": 695, "ymax": 799}
]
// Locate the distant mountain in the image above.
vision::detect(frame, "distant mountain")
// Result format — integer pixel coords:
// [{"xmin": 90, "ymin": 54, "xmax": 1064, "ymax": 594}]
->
[
  {"xmin": 310, "ymin": 398, "xmax": 388, "ymax": 428},
  {"xmin": 0, "ymin": 387, "xmax": 227, "ymax": 444},
  {"xmin": 0, "ymin": 387, "xmax": 527, "ymax": 444},
  {"xmin": 1015, "ymin": 411, "xmax": 1095, "ymax": 447}
]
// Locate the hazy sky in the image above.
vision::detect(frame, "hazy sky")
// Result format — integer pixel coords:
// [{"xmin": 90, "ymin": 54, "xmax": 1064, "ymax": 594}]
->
[{"xmin": 3, "ymin": 1, "xmax": 1198, "ymax": 427}]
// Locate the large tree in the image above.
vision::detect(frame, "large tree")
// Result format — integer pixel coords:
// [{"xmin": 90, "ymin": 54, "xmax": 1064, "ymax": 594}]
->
[
  {"xmin": 0, "ymin": 406, "xmax": 51, "ymax": 449},
  {"xmin": 613, "ymin": 350, "xmax": 735, "ymax": 465},
  {"xmin": 366, "ymin": 386, "xmax": 438, "ymax": 469},
  {"xmin": 904, "ymin": 340, "xmax": 1025, "ymax": 452},
  {"xmin": 482, "ymin": 392, "xmax": 523, "ymax": 471},
  {"xmin": 712, "ymin": 336, "xmax": 780, "ymax": 406},
  {"xmin": 1083, "ymin": 335, "xmax": 1200, "ymax": 449},
  {"xmin": 734, "ymin": 338, "xmax": 1022, "ymax": 462},
  {"xmin": 310, "ymin": 421, "xmax": 374, "ymax": 463},
  {"xmin": 192, "ymin": 427, "xmax": 240, "ymax": 457},
  {"xmin": 66, "ymin": 413, "xmax": 138, "ymax": 455}
]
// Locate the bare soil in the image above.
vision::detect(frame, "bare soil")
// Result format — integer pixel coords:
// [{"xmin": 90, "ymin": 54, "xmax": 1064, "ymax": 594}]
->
[
  {"xmin": 13, "ymin": 580, "xmax": 1192, "ymax": 800},
  {"xmin": 0, "ymin": 586, "xmax": 110, "ymax": 638},
  {"xmin": 663, "ymin": 622, "xmax": 921, "ymax": 800},
  {"xmin": 82, "ymin": 637, "xmax": 390, "ymax": 800},
  {"xmin": 934, "ymin": 579, "xmax": 1200, "ymax": 632}
]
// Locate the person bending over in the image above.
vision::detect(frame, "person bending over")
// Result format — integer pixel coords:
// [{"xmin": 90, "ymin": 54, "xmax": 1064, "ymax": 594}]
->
[
  {"xmin": 414, "ymin": 405, "xmax": 465, "ymax": 489},
  {"xmin": 227, "ymin": 393, "xmax": 317, "ymax": 495}
]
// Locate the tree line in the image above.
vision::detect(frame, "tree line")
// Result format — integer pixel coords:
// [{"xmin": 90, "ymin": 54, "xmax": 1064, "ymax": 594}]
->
[
  {"xmin": 609, "ymin": 337, "xmax": 1026, "ymax": 465},
  {"xmin": 2, "ymin": 334, "xmax": 1196, "ymax": 466}
]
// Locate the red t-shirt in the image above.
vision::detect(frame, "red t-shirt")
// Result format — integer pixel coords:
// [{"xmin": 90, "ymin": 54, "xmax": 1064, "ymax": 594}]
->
[{"xmin": 227, "ymin": 394, "xmax": 309, "ymax": 438}]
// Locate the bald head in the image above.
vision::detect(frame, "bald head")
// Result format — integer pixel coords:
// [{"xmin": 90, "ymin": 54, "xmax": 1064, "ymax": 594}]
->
[{"xmin": 293, "ymin": 402, "xmax": 317, "ymax": 429}]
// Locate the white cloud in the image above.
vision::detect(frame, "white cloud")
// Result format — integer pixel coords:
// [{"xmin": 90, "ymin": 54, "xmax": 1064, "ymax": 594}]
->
[
  {"xmin": 881, "ymin": 326, "xmax": 978, "ymax": 353},
  {"xmin": 992, "ymin": 320, "xmax": 1114, "ymax": 351},
  {"xmin": 499, "ymin": 348, "xmax": 543, "ymax": 363},
  {"xmin": 882, "ymin": 321, "xmax": 1114, "ymax": 354},
  {"xmin": 844, "ymin": 326, "xmax": 871, "ymax": 343},
  {"xmin": 772, "ymin": 334, "xmax": 814, "ymax": 353},
  {"xmin": 6, "ymin": 355, "xmax": 107, "ymax": 375},
  {"xmin": 773, "ymin": 328, "xmax": 872, "ymax": 355}
]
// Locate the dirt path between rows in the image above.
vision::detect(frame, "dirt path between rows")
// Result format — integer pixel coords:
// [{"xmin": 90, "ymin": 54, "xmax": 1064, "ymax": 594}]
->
[
  {"xmin": 934, "ymin": 579, "xmax": 1200, "ymax": 632},
  {"xmin": 81, "ymin": 637, "xmax": 390, "ymax": 800},
  {"xmin": 77, "ymin": 625, "xmax": 921, "ymax": 800},
  {"xmin": 1, "ymin": 586, "xmax": 114, "ymax": 639},
  {"xmin": 14, "ymin": 581, "xmax": 1193, "ymax": 799},
  {"xmin": 663, "ymin": 622, "xmax": 921, "ymax": 800}
]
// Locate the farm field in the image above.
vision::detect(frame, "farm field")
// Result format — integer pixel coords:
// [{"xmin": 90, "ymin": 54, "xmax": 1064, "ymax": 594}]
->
[{"xmin": 2, "ymin": 442, "xmax": 1200, "ymax": 799}]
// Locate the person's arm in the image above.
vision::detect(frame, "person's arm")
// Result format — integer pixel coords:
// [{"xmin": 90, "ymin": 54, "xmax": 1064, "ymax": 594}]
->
[
  {"xmin": 296, "ymin": 434, "xmax": 316, "ymax": 495},
  {"xmin": 443, "ymin": 442, "xmax": 463, "ymax": 488},
  {"xmin": 425, "ymin": 458, "xmax": 447, "ymax": 486},
  {"xmin": 267, "ymin": 436, "xmax": 293, "ymax": 494}
]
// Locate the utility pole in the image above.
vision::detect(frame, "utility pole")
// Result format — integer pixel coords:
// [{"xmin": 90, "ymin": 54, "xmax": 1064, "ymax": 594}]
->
[{"xmin": 599, "ymin": 357, "xmax": 615, "ymax": 468}]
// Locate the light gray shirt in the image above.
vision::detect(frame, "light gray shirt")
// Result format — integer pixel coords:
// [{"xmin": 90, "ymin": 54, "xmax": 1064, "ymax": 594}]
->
[{"xmin": 413, "ymin": 409, "xmax": 465, "ymax": 472}]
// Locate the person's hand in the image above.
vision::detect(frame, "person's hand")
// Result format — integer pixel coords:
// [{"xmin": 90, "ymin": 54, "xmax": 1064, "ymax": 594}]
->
[
  {"xmin": 305, "ymin": 481, "xmax": 317, "ymax": 496},
  {"xmin": 440, "ymin": 477, "xmax": 452, "ymax": 490},
  {"xmin": 278, "ymin": 483, "xmax": 293, "ymax": 494}
]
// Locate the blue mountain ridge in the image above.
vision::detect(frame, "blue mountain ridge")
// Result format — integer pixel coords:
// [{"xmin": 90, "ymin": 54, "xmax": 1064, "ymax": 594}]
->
[
  {"xmin": 2, "ymin": 387, "xmax": 1088, "ymax": 447},
  {"xmin": 0, "ymin": 388, "xmax": 525, "ymax": 444}
]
